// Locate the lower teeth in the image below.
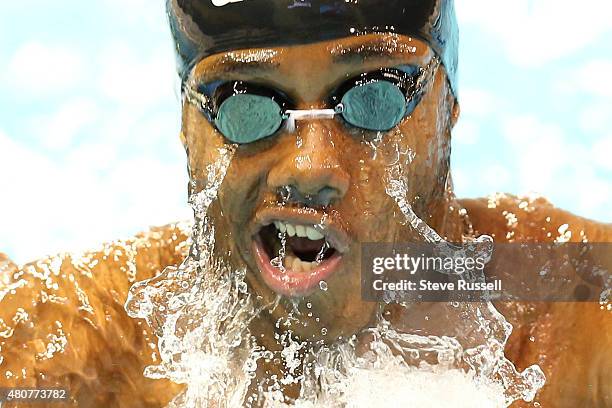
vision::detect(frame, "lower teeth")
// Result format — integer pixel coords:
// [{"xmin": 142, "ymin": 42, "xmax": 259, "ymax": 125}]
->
[
  {"xmin": 266, "ymin": 229, "xmax": 330, "ymax": 272},
  {"xmin": 283, "ymin": 254, "xmax": 315, "ymax": 272}
]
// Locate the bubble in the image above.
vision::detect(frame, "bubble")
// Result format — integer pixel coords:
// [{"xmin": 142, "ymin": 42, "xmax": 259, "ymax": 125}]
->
[
  {"xmin": 237, "ymin": 281, "xmax": 248, "ymax": 293},
  {"xmin": 319, "ymin": 281, "xmax": 328, "ymax": 291},
  {"xmin": 244, "ymin": 358, "xmax": 257, "ymax": 373}
]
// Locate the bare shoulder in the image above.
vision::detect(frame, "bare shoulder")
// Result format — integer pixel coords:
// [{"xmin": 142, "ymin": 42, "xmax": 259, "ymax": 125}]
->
[
  {"xmin": 0, "ymin": 222, "xmax": 189, "ymax": 407},
  {"xmin": 459, "ymin": 193, "xmax": 612, "ymax": 243},
  {"xmin": 459, "ymin": 195, "xmax": 612, "ymax": 407}
]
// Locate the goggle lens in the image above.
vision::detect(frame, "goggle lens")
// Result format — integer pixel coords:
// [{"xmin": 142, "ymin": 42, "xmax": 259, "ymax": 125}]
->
[
  {"xmin": 215, "ymin": 93, "xmax": 283, "ymax": 144},
  {"xmin": 214, "ymin": 80, "xmax": 409, "ymax": 144},
  {"xmin": 185, "ymin": 59, "xmax": 439, "ymax": 145},
  {"xmin": 340, "ymin": 80, "xmax": 408, "ymax": 131}
]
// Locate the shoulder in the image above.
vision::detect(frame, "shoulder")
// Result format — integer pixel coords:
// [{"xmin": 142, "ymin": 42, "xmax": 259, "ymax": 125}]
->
[
  {"xmin": 2, "ymin": 221, "xmax": 191, "ymax": 315},
  {"xmin": 0, "ymin": 222, "xmax": 189, "ymax": 405},
  {"xmin": 459, "ymin": 193, "xmax": 612, "ymax": 243},
  {"xmin": 459, "ymin": 195, "xmax": 612, "ymax": 405},
  {"xmin": 1, "ymin": 221, "xmax": 191, "ymax": 335}
]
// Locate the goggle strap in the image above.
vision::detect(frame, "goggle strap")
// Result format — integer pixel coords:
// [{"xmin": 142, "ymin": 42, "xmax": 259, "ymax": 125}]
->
[
  {"xmin": 410, "ymin": 57, "xmax": 440, "ymax": 98},
  {"xmin": 183, "ymin": 85, "xmax": 212, "ymax": 112}
]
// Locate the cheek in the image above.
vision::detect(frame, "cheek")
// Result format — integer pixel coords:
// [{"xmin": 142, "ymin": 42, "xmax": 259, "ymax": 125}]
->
[
  {"xmin": 344, "ymin": 105, "xmax": 449, "ymax": 238},
  {"xmin": 218, "ymin": 157, "xmax": 267, "ymax": 224},
  {"xmin": 392, "ymin": 97, "xmax": 449, "ymax": 187},
  {"xmin": 183, "ymin": 107, "xmax": 228, "ymax": 180},
  {"xmin": 328, "ymin": 137, "xmax": 404, "ymax": 243},
  {"xmin": 182, "ymin": 106, "xmax": 263, "ymax": 217},
  {"xmin": 215, "ymin": 150, "xmax": 281, "ymax": 258},
  {"xmin": 349, "ymin": 162, "xmax": 397, "ymax": 240}
]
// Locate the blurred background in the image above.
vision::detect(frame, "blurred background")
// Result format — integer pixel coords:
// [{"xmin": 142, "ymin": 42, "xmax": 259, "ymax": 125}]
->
[{"xmin": 1, "ymin": 0, "xmax": 611, "ymax": 263}]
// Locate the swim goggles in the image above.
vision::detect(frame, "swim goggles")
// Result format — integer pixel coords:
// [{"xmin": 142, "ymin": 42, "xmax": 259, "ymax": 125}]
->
[{"xmin": 182, "ymin": 56, "xmax": 440, "ymax": 145}]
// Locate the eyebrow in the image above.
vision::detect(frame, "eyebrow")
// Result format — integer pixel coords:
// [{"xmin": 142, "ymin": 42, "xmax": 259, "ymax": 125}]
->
[
  {"xmin": 330, "ymin": 37, "xmax": 420, "ymax": 65},
  {"xmin": 194, "ymin": 37, "xmax": 425, "ymax": 86},
  {"xmin": 197, "ymin": 50, "xmax": 280, "ymax": 80}
]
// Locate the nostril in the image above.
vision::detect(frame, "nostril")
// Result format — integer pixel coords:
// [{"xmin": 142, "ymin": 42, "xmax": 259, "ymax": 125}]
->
[
  {"xmin": 278, "ymin": 185, "xmax": 294, "ymax": 202},
  {"xmin": 277, "ymin": 185, "xmax": 340, "ymax": 207},
  {"xmin": 315, "ymin": 186, "xmax": 339, "ymax": 207}
]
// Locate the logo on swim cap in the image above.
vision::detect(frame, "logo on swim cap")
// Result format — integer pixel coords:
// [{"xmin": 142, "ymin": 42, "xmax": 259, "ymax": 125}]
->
[{"xmin": 211, "ymin": 0, "xmax": 244, "ymax": 6}]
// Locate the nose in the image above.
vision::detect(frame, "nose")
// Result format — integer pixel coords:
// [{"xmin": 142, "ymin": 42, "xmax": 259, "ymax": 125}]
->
[{"xmin": 267, "ymin": 121, "xmax": 350, "ymax": 207}]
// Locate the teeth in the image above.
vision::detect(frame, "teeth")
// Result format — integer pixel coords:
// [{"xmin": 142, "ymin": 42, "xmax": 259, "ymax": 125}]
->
[
  {"xmin": 284, "ymin": 255, "xmax": 315, "ymax": 272},
  {"xmin": 274, "ymin": 221, "xmax": 286, "ymax": 234},
  {"xmin": 286, "ymin": 224, "xmax": 296, "ymax": 237},
  {"xmin": 273, "ymin": 221, "xmax": 325, "ymax": 241},
  {"xmin": 306, "ymin": 226, "xmax": 324, "ymax": 240},
  {"xmin": 292, "ymin": 256, "xmax": 302, "ymax": 272}
]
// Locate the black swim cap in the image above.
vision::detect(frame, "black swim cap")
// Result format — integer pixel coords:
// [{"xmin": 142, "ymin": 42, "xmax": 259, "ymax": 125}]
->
[{"xmin": 167, "ymin": 0, "xmax": 459, "ymax": 96}]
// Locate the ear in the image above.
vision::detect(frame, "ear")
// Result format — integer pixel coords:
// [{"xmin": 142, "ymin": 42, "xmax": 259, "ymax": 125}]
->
[{"xmin": 450, "ymin": 99, "xmax": 460, "ymax": 128}]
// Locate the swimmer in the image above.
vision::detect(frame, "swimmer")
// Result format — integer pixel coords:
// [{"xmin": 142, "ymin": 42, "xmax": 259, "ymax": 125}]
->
[{"xmin": 0, "ymin": 1, "xmax": 610, "ymax": 406}]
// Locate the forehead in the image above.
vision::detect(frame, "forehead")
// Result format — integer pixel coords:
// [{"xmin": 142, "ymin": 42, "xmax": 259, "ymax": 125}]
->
[{"xmin": 190, "ymin": 33, "xmax": 433, "ymax": 85}]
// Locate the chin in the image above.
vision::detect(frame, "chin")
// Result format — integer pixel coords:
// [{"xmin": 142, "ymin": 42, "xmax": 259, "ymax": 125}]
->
[{"xmin": 245, "ymin": 255, "xmax": 376, "ymax": 343}]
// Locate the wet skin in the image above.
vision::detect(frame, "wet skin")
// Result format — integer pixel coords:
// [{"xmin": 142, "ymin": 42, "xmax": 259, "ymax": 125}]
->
[
  {"xmin": 183, "ymin": 33, "xmax": 464, "ymax": 344},
  {"xmin": 181, "ymin": 34, "xmax": 611, "ymax": 404},
  {"xmin": 0, "ymin": 34, "xmax": 611, "ymax": 407}
]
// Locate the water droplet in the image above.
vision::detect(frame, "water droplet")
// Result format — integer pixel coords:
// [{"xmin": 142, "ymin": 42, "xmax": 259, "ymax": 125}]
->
[
  {"xmin": 244, "ymin": 358, "xmax": 257, "ymax": 372},
  {"xmin": 237, "ymin": 281, "xmax": 247, "ymax": 293}
]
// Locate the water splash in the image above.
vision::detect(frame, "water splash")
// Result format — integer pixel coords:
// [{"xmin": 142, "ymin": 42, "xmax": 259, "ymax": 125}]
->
[
  {"xmin": 374, "ymin": 140, "xmax": 545, "ymax": 405},
  {"xmin": 383, "ymin": 140, "xmax": 494, "ymax": 274},
  {"xmin": 123, "ymin": 136, "xmax": 545, "ymax": 407},
  {"xmin": 273, "ymin": 325, "xmax": 508, "ymax": 408},
  {"xmin": 125, "ymin": 146, "xmax": 261, "ymax": 407}
]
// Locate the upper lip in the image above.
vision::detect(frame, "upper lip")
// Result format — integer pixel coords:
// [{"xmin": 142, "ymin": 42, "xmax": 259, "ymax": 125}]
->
[{"xmin": 252, "ymin": 206, "xmax": 350, "ymax": 253}]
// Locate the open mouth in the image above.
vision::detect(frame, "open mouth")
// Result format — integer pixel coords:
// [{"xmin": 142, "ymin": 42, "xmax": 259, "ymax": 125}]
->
[{"xmin": 252, "ymin": 216, "xmax": 347, "ymax": 297}]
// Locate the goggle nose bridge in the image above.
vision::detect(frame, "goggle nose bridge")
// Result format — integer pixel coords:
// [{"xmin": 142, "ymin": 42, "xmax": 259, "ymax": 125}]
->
[{"xmin": 282, "ymin": 105, "xmax": 344, "ymax": 132}]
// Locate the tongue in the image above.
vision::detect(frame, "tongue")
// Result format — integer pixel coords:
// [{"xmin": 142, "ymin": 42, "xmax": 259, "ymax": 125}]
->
[{"xmin": 287, "ymin": 236, "xmax": 326, "ymax": 254}]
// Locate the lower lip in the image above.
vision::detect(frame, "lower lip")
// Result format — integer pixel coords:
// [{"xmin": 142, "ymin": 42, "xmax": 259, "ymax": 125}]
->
[{"xmin": 252, "ymin": 238, "xmax": 342, "ymax": 297}]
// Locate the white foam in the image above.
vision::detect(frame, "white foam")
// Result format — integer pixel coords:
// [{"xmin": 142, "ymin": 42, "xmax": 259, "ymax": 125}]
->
[{"xmin": 285, "ymin": 368, "xmax": 506, "ymax": 408}]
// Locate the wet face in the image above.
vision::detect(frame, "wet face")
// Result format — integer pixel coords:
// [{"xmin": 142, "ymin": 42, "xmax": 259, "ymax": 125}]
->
[{"xmin": 181, "ymin": 33, "xmax": 460, "ymax": 342}]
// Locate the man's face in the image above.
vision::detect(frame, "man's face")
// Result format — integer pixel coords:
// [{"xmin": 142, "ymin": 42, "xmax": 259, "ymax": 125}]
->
[{"xmin": 181, "ymin": 33, "xmax": 458, "ymax": 341}]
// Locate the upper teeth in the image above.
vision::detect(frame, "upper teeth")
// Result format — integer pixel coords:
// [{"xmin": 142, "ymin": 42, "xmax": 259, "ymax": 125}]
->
[{"xmin": 273, "ymin": 221, "xmax": 324, "ymax": 240}]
